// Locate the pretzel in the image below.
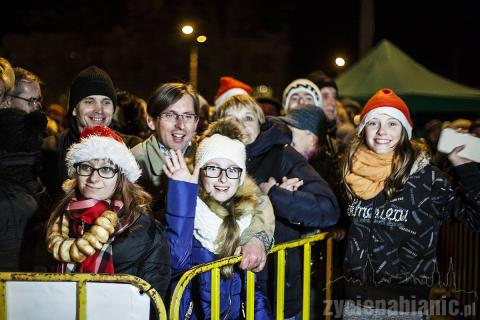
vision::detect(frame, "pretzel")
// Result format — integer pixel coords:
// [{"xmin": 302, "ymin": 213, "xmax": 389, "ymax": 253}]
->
[
  {"xmin": 59, "ymin": 239, "xmax": 75, "ymax": 262},
  {"xmin": 90, "ymin": 225, "xmax": 109, "ymax": 243},
  {"xmin": 75, "ymin": 238, "xmax": 96, "ymax": 256},
  {"xmin": 48, "ymin": 235, "xmax": 65, "ymax": 252},
  {"xmin": 95, "ymin": 216, "xmax": 115, "ymax": 234},
  {"xmin": 101, "ymin": 210, "xmax": 119, "ymax": 226},
  {"xmin": 70, "ymin": 241, "xmax": 86, "ymax": 263},
  {"xmin": 52, "ymin": 239, "xmax": 63, "ymax": 261},
  {"xmin": 83, "ymin": 232, "xmax": 103, "ymax": 250}
]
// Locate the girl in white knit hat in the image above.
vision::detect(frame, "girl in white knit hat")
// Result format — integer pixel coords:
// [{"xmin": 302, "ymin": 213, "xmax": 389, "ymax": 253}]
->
[{"xmin": 164, "ymin": 118, "xmax": 273, "ymax": 319}]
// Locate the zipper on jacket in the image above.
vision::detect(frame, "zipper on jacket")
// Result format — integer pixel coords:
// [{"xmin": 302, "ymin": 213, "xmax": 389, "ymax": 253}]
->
[{"xmin": 221, "ymin": 280, "xmax": 233, "ymax": 320}]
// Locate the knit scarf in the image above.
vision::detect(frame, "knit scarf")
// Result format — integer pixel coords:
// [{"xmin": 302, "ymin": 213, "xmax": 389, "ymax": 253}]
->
[
  {"xmin": 59, "ymin": 198, "xmax": 125, "ymax": 273},
  {"xmin": 194, "ymin": 197, "xmax": 252, "ymax": 254},
  {"xmin": 345, "ymin": 145, "xmax": 394, "ymax": 200}
]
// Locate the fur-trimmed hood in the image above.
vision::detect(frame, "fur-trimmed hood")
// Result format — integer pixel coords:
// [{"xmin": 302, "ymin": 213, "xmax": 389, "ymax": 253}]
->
[
  {"xmin": 409, "ymin": 141, "xmax": 431, "ymax": 175},
  {"xmin": 199, "ymin": 118, "xmax": 247, "ymax": 144}
]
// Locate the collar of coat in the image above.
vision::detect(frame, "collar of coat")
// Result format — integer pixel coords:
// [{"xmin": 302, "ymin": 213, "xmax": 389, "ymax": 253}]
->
[{"xmin": 145, "ymin": 134, "xmax": 196, "ymax": 175}]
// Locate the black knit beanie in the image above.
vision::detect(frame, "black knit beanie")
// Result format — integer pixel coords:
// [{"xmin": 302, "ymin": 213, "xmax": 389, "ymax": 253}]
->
[{"xmin": 68, "ymin": 66, "xmax": 117, "ymax": 116}]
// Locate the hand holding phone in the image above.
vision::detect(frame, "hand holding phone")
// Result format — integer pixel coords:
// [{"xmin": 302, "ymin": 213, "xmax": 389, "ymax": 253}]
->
[{"xmin": 437, "ymin": 128, "xmax": 480, "ymax": 163}]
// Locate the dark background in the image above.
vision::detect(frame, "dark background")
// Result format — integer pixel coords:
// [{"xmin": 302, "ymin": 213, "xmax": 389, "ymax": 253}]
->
[{"xmin": 1, "ymin": 0, "xmax": 479, "ymax": 110}]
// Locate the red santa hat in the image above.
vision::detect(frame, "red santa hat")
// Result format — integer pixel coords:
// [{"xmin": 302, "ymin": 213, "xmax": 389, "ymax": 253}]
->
[
  {"xmin": 214, "ymin": 76, "xmax": 253, "ymax": 110},
  {"xmin": 66, "ymin": 126, "xmax": 141, "ymax": 182},
  {"xmin": 357, "ymin": 88, "xmax": 413, "ymax": 138}
]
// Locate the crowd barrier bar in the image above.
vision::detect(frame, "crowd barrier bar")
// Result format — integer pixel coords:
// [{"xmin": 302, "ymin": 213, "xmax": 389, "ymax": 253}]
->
[
  {"xmin": 169, "ymin": 231, "xmax": 332, "ymax": 320},
  {"xmin": 0, "ymin": 272, "xmax": 167, "ymax": 320}
]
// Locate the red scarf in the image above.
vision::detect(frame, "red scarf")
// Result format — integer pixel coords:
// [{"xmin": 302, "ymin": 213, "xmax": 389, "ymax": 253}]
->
[{"xmin": 59, "ymin": 198, "xmax": 125, "ymax": 273}]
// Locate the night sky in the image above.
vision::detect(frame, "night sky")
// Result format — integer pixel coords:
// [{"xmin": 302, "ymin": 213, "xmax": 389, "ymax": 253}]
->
[{"xmin": 1, "ymin": 0, "xmax": 479, "ymax": 106}]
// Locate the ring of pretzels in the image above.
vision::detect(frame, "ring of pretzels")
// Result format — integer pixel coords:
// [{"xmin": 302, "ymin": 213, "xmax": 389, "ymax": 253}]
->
[{"xmin": 47, "ymin": 210, "xmax": 119, "ymax": 263}]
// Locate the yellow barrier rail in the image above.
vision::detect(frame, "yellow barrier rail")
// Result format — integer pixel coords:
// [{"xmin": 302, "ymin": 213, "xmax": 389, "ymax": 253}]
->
[
  {"xmin": 0, "ymin": 272, "xmax": 167, "ymax": 320},
  {"xmin": 169, "ymin": 231, "xmax": 332, "ymax": 320}
]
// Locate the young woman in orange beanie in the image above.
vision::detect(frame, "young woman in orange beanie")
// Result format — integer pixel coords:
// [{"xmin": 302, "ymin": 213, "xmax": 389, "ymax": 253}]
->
[{"xmin": 341, "ymin": 88, "xmax": 480, "ymax": 319}]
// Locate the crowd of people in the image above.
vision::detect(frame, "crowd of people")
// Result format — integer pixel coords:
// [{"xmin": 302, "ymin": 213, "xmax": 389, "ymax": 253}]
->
[{"xmin": 1, "ymin": 56, "xmax": 479, "ymax": 319}]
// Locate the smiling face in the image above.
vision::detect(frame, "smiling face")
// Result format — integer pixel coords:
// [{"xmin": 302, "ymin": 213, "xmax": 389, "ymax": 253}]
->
[
  {"xmin": 74, "ymin": 95, "xmax": 114, "ymax": 132},
  {"xmin": 200, "ymin": 158, "xmax": 241, "ymax": 203},
  {"xmin": 149, "ymin": 94, "xmax": 198, "ymax": 151},
  {"xmin": 77, "ymin": 159, "xmax": 118, "ymax": 200},
  {"xmin": 320, "ymin": 86, "xmax": 337, "ymax": 121},
  {"xmin": 364, "ymin": 113, "xmax": 403, "ymax": 154}
]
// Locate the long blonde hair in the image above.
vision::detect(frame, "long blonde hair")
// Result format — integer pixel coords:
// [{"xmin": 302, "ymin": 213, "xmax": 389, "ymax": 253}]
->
[
  {"xmin": 198, "ymin": 177, "xmax": 258, "ymax": 279},
  {"xmin": 342, "ymin": 128, "xmax": 428, "ymax": 200},
  {"xmin": 46, "ymin": 172, "xmax": 152, "ymax": 241}
]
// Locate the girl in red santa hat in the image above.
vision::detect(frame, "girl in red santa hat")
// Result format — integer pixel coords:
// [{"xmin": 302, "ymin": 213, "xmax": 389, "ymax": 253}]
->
[
  {"xmin": 45, "ymin": 126, "xmax": 171, "ymax": 300},
  {"xmin": 341, "ymin": 88, "xmax": 480, "ymax": 319}
]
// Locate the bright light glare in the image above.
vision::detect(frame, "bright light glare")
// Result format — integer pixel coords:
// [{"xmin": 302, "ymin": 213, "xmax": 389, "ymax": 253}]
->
[
  {"xmin": 335, "ymin": 57, "xmax": 346, "ymax": 67},
  {"xmin": 197, "ymin": 35, "xmax": 207, "ymax": 43},
  {"xmin": 182, "ymin": 25, "xmax": 194, "ymax": 35}
]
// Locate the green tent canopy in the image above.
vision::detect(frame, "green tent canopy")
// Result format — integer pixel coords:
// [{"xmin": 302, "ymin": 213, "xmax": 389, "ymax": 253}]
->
[{"xmin": 335, "ymin": 39, "xmax": 480, "ymax": 113}]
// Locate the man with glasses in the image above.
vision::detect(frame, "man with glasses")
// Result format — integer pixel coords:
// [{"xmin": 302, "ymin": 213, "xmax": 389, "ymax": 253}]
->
[
  {"xmin": 132, "ymin": 82, "xmax": 200, "ymax": 207},
  {"xmin": 132, "ymin": 83, "xmax": 275, "ymax": 272},
  {"xmin": 42, "ymin": 66, "xmax": 142, "ymax": 198},
  {"xmin": 3, "ymin": 67, "xmax": 42, "ymax": 113}
]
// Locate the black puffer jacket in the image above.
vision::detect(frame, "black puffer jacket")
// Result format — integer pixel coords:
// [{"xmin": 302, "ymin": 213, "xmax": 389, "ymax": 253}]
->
[
  {"xmin": 247, "ymin": 118, "xmax": 340, "ymax": 317},
  {"xmin": 0, "ymin": 109, "xmax": 50, "ymax": 271},
  {"xmin": 112, "ymin": 213, "xmax": 171, "ymax": 300},
  {"xmin": 344, "ymin": 156, "xmax": 480, "ymax": 302}
]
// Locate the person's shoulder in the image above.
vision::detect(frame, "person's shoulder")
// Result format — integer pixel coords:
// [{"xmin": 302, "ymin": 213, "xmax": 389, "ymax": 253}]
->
[
  {"xmin": 115, "ymin": 131, "xmax": 143, "ymax": 148},
  {"xmin": 131, "ymin": 134, "xmax": 155, "ymax": 157},
  {"xmin": 129, "ymin": 214, "xmax": 165, "ymax": 237},
  {"xmin": 282, "ymin": 144, "xmax": 307, "ymax": 164}
]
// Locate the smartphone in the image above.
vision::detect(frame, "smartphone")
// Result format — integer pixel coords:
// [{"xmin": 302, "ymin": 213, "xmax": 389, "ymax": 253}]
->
[{"xmin": 437, "ymin": 128, "xmax": 480, "ymax": 162}]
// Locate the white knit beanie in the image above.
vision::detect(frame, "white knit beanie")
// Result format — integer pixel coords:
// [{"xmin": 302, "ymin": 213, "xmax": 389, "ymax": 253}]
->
[
  {"xmin": 282, "ymin": 78, "xmax": 323, "ymax": 111},
  {"xmin": 195, "ymin": 134, "xmax": 246, "ymax": 184}
]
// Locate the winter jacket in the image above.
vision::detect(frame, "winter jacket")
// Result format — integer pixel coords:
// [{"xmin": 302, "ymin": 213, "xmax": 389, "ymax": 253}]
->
[
  {"xmin": 0, "ymin": 109, "xmax": 51, "ymax": 271},
  {"xmin": 112, "ymin": 212, "xmax": 171, "ymax": 300},
  {"xmin": 344, "ymin": 155, "xmax": 480, "ymax": 303},
  {"xmin": 0, "ymin": 156, "xmax": 49, "ymax": 271},
  {"xmin": 166, "ymin": 179, "xmax": 272, "ymax": 320},
  {"xmin": 246, "ymin": 118, "xmax": 340, "ymax": 317},
  {"xmin": 42, "ymin": 119, "xmax": 142, "ymax": 198},
  {"xmin": 133, "ymin": 134, "xmax": 275, "ymax": 245}
]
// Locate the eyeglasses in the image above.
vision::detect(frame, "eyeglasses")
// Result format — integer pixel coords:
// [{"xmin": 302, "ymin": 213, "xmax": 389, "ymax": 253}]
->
[
  {"xmin": 9, "ymin": 95, "xmax": 43, "ymax": 108},
  {"xmin": 202, "ymin": 165, "xmax": 243, "ymax": 179},
  {"xmin": 159, "ymin": 112, "xmax": 199, "ymax": 124},
  {"xmin": 74, "ymin": 163, "xmax": 119, "ymax": 179}
]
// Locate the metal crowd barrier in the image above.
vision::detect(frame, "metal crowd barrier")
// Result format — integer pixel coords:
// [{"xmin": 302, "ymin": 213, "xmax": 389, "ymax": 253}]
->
[
  {"xmin": 0, "ymin": 272, "xmax": 167, "ymax": 320},
  {"xmin": 169, "ymin": 231, "xmax": 333, "ymax": 320}
]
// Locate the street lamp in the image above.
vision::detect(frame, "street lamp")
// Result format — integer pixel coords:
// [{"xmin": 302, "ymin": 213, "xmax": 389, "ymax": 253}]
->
[
  {"xmin": 182, "ymin": 25, "xmax": 193, "ymax": 35},
  {"xmin": 335, "ymin": 57, "xmax": 346, "ymax": 67},
  {"xmin": 181, "ymin": 25, "xmax": 207, "ymax": 88}
]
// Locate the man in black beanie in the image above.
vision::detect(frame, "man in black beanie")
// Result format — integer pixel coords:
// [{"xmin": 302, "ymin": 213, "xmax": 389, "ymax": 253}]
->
[{"xmin": 41, "ymin": 66, "xmax": 142, "ymax": 198}]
